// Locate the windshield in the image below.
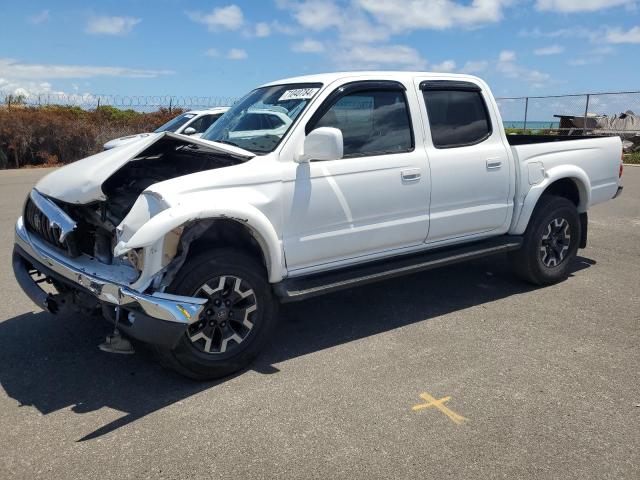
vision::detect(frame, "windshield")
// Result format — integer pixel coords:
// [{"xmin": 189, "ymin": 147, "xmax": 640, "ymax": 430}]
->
[
  {"xmin": 202, "ymin": 83, "xmax": 322, "ymax": 154},
  {"xmin": 154, "ymin": 113, "xmax": 197, "ymax": 133}
]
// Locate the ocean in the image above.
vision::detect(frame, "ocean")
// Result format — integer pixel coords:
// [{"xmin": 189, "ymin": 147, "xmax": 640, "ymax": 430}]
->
[{"xmin": 503, "ymin": 121, "xmax": 560, "ymax": 129}]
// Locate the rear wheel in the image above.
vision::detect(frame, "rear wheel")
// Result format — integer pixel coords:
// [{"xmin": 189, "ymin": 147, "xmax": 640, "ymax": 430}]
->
[
  {"xmin": 510, "ymin": 195, "xmax": 580, "ymax": 285},
  {"xmin": 155, "ymin": 249, "xmax": 277, "ymax": 380}
]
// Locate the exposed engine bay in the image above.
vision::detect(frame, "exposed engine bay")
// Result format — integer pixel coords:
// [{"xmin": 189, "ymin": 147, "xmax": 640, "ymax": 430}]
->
[{"xmin": 47, "ymin": 136, "xmax": 243, "ymax": 265}]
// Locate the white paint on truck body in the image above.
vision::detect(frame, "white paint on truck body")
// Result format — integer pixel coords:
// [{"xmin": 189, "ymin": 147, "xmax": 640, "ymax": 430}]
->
[{"xmin": 26, "ymin": 71, "xmax": 623, "ymax": 288}]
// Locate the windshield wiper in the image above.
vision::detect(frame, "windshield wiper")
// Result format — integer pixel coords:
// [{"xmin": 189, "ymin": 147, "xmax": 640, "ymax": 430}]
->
[{"xmin": 214, "ymin": 139, "xmax": 241, "ymax": 148}]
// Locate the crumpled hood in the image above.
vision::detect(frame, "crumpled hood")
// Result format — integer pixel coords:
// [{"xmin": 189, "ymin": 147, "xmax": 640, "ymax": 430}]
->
[
  {"xmin": 103, "ymin": 132, "xmax": 153, "ymax": 150},
  {"xmin": 35, "ymin": 132, "xmax": 254, "ymax": 204}
]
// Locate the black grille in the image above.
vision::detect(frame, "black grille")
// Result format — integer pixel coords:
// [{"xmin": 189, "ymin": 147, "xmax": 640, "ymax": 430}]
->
[{"xmin": 24, "ymin": 197, "xmax": 68, "ymax": 251}]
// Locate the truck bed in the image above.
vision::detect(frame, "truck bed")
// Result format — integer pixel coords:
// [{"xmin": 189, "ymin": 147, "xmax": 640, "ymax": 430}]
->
[
  {"xmin": 506, "ymin": 134, "xmax": 610, "ymax": 146},
  {"xmin": 509, "ymin": 134, "xmax": 622, "ymax": 214}
]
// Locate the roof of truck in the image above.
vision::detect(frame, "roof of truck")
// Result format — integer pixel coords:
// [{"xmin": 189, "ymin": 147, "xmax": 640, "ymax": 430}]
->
[{"xmin": 262, "ymin": 71, "xmax": 484, "ymax": 88}]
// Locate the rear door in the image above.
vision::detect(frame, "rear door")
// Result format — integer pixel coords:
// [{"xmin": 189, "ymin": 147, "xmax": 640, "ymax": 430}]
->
[{"xmin": 416, "ymin": 79, "xmax": 512, "ymax": 243}]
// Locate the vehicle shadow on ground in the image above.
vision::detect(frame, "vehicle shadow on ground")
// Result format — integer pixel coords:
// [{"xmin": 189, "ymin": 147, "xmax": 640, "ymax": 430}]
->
[{"xmin": 0, "ymin": 254, "xmax": 595, "ymax": 442}]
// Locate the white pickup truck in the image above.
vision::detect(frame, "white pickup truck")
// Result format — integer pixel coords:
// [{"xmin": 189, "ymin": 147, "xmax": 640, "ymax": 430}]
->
[{"xmin": 13, "ymin": 72, "xmax": 624, "ymax": 379}]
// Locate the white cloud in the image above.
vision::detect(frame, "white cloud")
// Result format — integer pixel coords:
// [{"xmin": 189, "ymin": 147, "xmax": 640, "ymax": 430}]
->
[
  {"xmin": 278, "ymin": 1, "xmax": 388, "ymax": 43},
  {"xmin": 0, "ymin": 58, "xmax": 173, "ymax": 80},
  {"xmin": 254, "ymin": 22, "xmax": 271, "ymax": 37},
  {"xmin": 0, "ymin": 77, "xmax": 56, "ymax": 96},
  {"xmin": 356, "ymin": 0, "xmax": 511, "ymax": 31},
  {"xmin": 496, "ymin": 51, "xmax": 551, "ymax": 87},
  {"xmin": 535, "ymin": 0, "xmax": 635, "ymax": 13},
  {"xmin": 28, "ymin": 10, "xmax": 49, "ymax": 25},
  {"xmin": 534, "ymin": 45, "xmax": 564, "ymax": 55},
  {"xmin": 289, "ymin": 0, "xmax": 343, "ymax": 31},
  {"xmin": 499, "ymin": 50, "xmax": 516, "ymax": 62},
  {"xmin": 332, "ymin": 44, "xmax": 427, "ymax": 70},
  {"xmin": 431, "ymin": 60, "xmax": 457, "ymax": 72},
  {"xmin": 519, "ymin": 26, "xmax": 595, "ymax": 40},
  {"xmin": 205, "ymin": 48, "xmax": 219, "ymax": 57},
  {"xmin": 605, "ymin": 26, "xmax": 640, "ymax": 43},
  {"xmin": 460, "ymin": 60, "xmax": 489, "ymax": 73},
  {"xmin": 569, "ymin": 45, "xmax": 617, "ymax": 66},
  {"xmin": 85, "ymin": 16, "xmax": 141, "ymax": 35},
  {"xmin": 292, "ymin": 38, "xmax": 325, "ymax": 53},
  {"xmin": 567, "ymin": 58, "xmax": 593, "ymax": 66},
  {"xmin": 188, "ymin": 5, "xmax": 244, "ymax": 31},
  {"xmin": 591, "ymin": 46, "xmax": 615, "ymax": 55},
  {"xmin": 271, "ymin": 20, "xmax": 298, "ymax": 35},
  {"xmin": 339, "ymin": 16, "xmax": 390, "ymax": 43},
  {"xmin": 521, "ymin": 25, "xmax": 640, "ymax": 45},
  {"xmin": 227, "ymin": 48, "xmax": 248, "ymax": 60}
]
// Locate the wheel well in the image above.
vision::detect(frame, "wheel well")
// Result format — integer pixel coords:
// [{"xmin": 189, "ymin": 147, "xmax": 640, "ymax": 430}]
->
[
  {"xmin": 186, "ymin": 219, "xmax": 268, "ymax": 270},
  {"xmin": 543, "ymin": 178, "xmax": 581, "ymax": 207}
]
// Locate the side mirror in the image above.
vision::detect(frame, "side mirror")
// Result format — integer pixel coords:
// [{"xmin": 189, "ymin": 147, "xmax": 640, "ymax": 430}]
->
[
  {"xmin": 295, "ymin": 127, "xmax": 343, "ymax": 163},
  {"xmin": 183, "ymin": 127, "xmax": 197, "ymax": 135}
]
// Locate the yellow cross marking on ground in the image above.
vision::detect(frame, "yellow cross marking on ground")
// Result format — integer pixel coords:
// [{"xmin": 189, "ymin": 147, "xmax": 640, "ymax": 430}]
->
[{"xmin": 412, "ymin": 393, "xmax": 468, "ymax": 425}]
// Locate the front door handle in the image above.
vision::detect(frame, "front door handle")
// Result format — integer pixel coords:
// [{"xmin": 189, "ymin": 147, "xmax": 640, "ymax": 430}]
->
[
  {"xmin": 486, "ymin": 159, "xmax": 502, "ymax": 170},
  {"xmin": 401, "ymin": 169, "xmax": 421, "ymax": 181}
]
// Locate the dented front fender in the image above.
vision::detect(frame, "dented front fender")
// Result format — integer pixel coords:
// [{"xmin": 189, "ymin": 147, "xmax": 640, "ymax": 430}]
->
[{"xmin": 115, "ymin": 202, "xmax": 284, "ymax": 283}]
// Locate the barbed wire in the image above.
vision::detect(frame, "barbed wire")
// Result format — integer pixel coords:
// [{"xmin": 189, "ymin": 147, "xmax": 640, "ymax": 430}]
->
[
  {"xmin": 0, "ymin": 91, "xmax": 237, "ymax": 112},
  {"xmin": 1, "ymin": 88, "xmax": 639, "ymax": 136}
]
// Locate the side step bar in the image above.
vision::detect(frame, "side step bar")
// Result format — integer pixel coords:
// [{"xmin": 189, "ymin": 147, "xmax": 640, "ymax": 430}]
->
[{"xmin": 274, "ymin": 236, "xmax": 523, "ymax": 302}]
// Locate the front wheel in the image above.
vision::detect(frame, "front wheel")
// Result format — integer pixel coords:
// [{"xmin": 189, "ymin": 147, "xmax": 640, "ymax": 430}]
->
[
  {"xmin": 154, "ymin": 248, "xmax": 278, "ymax": 380},
  {"xmin": 510, "ymin": 195, "xmax": 581, "ymax": 286}
]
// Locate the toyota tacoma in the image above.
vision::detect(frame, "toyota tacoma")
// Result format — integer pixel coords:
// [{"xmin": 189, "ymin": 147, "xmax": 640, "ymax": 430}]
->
[{"xmin": 12, "ymin": 72, "xmax": 624, "ymax": 379}]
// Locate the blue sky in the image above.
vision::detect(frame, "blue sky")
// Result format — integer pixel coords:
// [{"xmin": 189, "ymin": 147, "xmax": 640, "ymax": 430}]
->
[{"xmin": 0, "ymin": 0, "xmax": 639, "ymax": 102}]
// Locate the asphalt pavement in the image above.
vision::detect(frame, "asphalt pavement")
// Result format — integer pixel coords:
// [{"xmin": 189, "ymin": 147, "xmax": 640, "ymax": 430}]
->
[{"xmin": 0, "ymin": 166, "xmax": 638, "ymax": 479}]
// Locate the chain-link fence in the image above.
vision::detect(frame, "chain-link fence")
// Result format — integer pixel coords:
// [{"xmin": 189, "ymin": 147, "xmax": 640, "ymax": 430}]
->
[
  {"xmin": 0, "ymin": 91, "xmax": 236, "ymax": 112},
  {"xmin": 495, "ymin": 91, "xmax": 640, "ymax": 136},
  {"xmin": 2, "ymin": 88, "xmax": 639, "ymax": 168}
]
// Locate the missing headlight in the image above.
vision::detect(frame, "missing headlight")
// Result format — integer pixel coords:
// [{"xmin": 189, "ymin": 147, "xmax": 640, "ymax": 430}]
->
[{"xmin": 125, "ymin": 248, "xmax": 145, "ymax": 271}]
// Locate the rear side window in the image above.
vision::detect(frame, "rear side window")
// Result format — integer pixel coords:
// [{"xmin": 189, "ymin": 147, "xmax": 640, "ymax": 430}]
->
[
  {"xmin": 236, "ymin": 113, "xmax": 268, "ymax": 130},
  {"xmin": 189, "ymin": 114, "xmax": 223, "ymax": 133},
  {"xmin": 422, "ymin": 89, "xmax": 491, "ymax": 148},
  {"xmin": 266, "ymin": 114, "xmax": 285, "ymax": 128},
  {"xmin": 312, "ymin": 89, "xmax": 413, "ymax": 157}
]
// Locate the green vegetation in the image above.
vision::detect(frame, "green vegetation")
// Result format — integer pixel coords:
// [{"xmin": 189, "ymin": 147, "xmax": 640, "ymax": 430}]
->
[
  {"xmin": 504, "ymin": 128, "xmax": 558, "ymax": 135},
  {"xmin": 0, "ymin": 105, "xmax": 182, "ymax": 169},
  {"xmin": 624, "ymin": 152, "xmax": 640, "ymax": 165}
]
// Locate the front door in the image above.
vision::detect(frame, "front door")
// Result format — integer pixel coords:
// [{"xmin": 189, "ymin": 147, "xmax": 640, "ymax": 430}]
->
[{"xmin": 282, "ymin": 81, "xmax": 430, "ymax": 273}]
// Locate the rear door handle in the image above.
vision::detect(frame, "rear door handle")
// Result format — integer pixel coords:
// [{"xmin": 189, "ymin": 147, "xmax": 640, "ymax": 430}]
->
[
  {"xmin": 486, "ymin": 159, "xmax": 502, "ymax": 170},
  {"xmin": 401, "ymin": 169, "xmax": 421, "ymax": 181}
]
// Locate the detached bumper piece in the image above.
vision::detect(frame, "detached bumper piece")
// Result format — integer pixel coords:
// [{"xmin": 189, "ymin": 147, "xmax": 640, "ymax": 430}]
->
[{"xmin": 13, "ymin": 217, "xmax": 207, "ymax": 348}]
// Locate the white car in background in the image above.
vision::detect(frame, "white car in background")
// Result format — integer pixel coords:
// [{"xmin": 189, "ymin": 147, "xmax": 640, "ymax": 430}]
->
[
  {"xmin": 225, "ymin": 108, "xmax": 293, "ymax": 152},
  {"xmin": 103, "ymin": 107, "xmax": 229, "ymax": 150}
]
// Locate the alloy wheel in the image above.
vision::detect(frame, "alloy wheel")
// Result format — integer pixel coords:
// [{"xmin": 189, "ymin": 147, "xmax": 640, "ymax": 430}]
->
[
  {"xmin": 188, "ymin": 275, "xmax": 258, "ymax": 354},
  {"xmin": 539, "ymin": 217, "xmax": 571, "ymax": 268}
]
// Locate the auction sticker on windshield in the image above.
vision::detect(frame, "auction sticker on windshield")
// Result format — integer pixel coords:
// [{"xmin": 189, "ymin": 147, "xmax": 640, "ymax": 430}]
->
[{"xmin": 278, "ymin": 88, "xmax": 320, "ymax": 101}]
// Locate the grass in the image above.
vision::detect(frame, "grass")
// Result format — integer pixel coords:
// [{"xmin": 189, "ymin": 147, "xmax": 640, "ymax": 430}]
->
[{"xmin": 624, "ymin": 152, "xmax": 640, "ymax": 164}]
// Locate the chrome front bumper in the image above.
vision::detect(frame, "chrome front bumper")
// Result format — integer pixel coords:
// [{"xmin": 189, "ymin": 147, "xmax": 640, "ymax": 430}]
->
[{"xmin": 14, "ymin": 217, "xmax": 206, "ymax": 325}]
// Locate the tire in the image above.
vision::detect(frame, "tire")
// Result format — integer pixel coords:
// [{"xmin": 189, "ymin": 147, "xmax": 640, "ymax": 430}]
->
[
  {"xmin": 509, "ymin": 195, "xmax": 580, "ymax": 286},
  {"xmin": 154, "ymin": 248, "xmax": 278, "ymax": 380}
]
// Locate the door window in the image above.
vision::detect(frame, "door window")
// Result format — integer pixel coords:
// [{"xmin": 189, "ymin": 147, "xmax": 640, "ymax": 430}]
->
[
  {"xmin": 188, "ymin": 114, "xmax": 223, "ymax": 133},
  {"xmin": 311, "ymin": 89, "xmax": 413, "ymax": 157},
  {"xmin": 189, "ymin": 113, "xmax": 222, "ymax": 133},
  {"xmin": 422, "ymin": 89, "xmax": 492, "ymax": 148}
]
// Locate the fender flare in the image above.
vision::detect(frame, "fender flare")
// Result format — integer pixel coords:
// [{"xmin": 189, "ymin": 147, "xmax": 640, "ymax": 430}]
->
[
  {"xmin": 114, "ymin": 203, "xmax": 285, "ymax": 282},
  {"xmin": 511, "ymin": 165, "xmax": 591, "ymax": 235}
]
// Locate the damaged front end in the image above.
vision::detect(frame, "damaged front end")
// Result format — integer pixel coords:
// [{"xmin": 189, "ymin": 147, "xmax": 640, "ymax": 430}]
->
[{"xmin": 12, "ymin": 132, "xmax": 252, "ymax": 348}]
